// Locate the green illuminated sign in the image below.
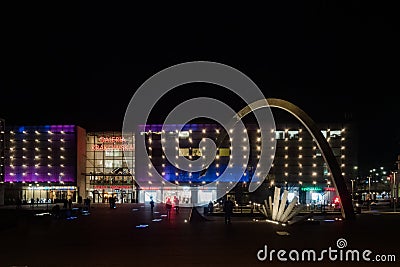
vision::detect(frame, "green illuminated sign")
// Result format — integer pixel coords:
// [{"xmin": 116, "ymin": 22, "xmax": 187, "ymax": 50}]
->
[{"xmin": 300, "ymin": 186, "xmax": 323, "ymax": 192}]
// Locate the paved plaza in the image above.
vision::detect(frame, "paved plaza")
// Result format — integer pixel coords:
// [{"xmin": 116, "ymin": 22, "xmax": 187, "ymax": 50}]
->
[{"xmin": 1, "ymin": 203, "xmax": 399, "ymax": 267}]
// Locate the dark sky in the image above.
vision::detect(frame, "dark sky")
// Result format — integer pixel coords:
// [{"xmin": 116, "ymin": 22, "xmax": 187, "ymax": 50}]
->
[{"xmin": 1, "ymin": 1, "xmax": 399, "ymax": 175}]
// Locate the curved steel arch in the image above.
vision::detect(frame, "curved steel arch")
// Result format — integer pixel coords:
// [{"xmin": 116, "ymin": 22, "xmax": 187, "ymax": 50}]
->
[{"xmin": 235, "ymin": 98, "xmax": 355, "ymax": 220}]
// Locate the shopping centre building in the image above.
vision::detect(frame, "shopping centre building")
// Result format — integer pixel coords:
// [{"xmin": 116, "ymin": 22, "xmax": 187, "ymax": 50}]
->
[{"xmin": 0, "ymin": 121, "xmax": 357, "ymax": 207}]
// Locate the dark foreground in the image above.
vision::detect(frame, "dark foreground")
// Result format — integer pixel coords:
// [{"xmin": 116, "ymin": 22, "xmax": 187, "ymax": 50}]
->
[{"xmin": 0, "ymin": 203, "xmax": 399, "ymax": 267}]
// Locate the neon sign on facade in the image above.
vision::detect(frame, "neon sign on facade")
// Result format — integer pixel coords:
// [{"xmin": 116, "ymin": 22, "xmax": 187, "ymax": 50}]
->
[{"xmin": 91, "ymin": 136, "xmax": 134, "ymax": 151}]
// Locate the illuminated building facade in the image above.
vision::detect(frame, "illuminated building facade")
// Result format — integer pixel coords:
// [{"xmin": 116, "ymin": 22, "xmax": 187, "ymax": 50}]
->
[
  {"xmin": 2, "ymin": 125, "xmax": 86, "ymax": 205},
  {"xmin": 84, "ymin": 131, "xmax": 137, "ymax": 203},
  {"xmin": 0, "ymin": 119, "xmax": 5, "ymax": 205},
  {"xmin": 137, "ymin": 122, "xmax": 357, "ymax": 206},
  {"xmin": 0, "ymin": 121, "xmax": 357, "ymax": 208}
]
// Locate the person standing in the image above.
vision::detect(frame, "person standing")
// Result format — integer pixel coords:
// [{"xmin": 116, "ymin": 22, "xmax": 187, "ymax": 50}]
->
[
  {"xmin": 173, "ymin": 196, "xmax": 180, "ymax": 214},
  {"xmin": 208, "ymin": 201, "xmax": 214, "ymax": 215},
  {"xmin": 223, "ymin": 197, "xmax": 234, "ymax": 224},
  {"xmin": 165, "ymin": 198, "xmax": 172, "ymax": 219},
  {"xmin": 68, "ymin": 198, "xmax": 73, "ymax": 209},
  {"xmin": 150, "ymin": 196, "xmax": 155, "ymax": 213}
]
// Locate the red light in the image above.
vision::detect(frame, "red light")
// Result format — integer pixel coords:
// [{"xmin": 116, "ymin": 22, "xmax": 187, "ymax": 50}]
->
[{"xmin": 334, "ymin": 196, "xmax": 340, "ymax": 204}]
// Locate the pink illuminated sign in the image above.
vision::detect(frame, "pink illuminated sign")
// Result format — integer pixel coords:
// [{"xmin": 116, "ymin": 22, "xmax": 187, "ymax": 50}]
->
[{"xmin": 91, "ymin": 136, "xmax": 134, "ymax": 151}]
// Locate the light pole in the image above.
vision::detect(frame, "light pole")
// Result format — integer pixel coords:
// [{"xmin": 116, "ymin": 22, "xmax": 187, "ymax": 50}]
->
[
  {"xmin": 368, "ymin": 176, "xmax": 371, "ymax": 194},
  {"xmin": 394, "ymin": 171, "xmax": 396, "ymax": 212},
  {"xmin": 351, "ymin": 179, "xmax": 354, "ymax": 200}
]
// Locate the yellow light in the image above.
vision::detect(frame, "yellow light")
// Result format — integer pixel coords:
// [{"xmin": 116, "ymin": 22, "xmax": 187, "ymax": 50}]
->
[
  {"xmin": 299, "ymin": 173, "xmax": 302, "ymax": 176},
  {"xmin": 299, "ymin": 146, "xmax": 302, "ymax": 150},
  {"xmin": 284, "ymin": 146, "xmax": 288, "ymax": 150},
  {"xmin": 202, "ymin": 129, "xmax": 206, "ymax": 133},
  {"xmin": 298, "ymin": 155, "xmax": 302, "ymax": 159},
  {"xmin": 284, "ymin": 155, "xmax": 288, "ymax": 159},
  {"xmin": 312, "ymin": 172, "xmax": 317, "ymax": 176}
]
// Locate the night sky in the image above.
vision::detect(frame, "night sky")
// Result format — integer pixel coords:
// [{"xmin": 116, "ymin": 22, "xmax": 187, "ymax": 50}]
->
[{"xmin": 1, "ymin": 2, "xmax": 399, "ymax": 176}]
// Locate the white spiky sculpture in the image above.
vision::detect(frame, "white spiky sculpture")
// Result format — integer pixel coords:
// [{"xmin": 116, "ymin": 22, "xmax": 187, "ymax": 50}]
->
[{"xmin": 260, "ymin": 187, "xmax": 304, "ymax": 224}]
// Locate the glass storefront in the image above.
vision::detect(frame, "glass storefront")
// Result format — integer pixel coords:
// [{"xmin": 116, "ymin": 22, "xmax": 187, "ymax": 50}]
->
[
  {"xmin": 139, "ymin": 186, "xmax": 217, "ymax": 207},
  {"xmin": 85, "ymin": 131, "xmax": 137, "ymax": 203},
  {"xmin": 21, "ymin": 185, "xmax": 77, "ymax": 204}
]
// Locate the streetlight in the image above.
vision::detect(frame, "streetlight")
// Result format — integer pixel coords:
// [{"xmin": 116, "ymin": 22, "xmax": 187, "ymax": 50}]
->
[
  {"xmin": 368, "ymin": 176, "xmax": 371, "ymax": 194},
  {"xmin": 393, "ymin": 171, "xmax": 397, "ymax": 212}
]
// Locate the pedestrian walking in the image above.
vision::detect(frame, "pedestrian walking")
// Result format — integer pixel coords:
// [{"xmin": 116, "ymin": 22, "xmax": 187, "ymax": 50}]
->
[
  {"xmin": 150, "ymin": 196, "xmax": 155, "ymax": 213},
  {"xmin": 223, "ymin": 197, "xmax": 234, "ymax": 224}
]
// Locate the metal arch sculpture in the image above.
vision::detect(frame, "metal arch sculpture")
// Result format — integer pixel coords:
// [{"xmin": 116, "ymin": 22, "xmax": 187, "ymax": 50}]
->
[{"xmin": 235, "ymin": 98, "xmax": 355, "ymax": 220}]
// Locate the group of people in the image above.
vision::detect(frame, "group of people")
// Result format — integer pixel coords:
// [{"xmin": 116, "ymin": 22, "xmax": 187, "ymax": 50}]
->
[
  {"xmin": 149, "ymin": 195, "xmax": 235, "ymax": 224},
  {"xmin": 149, "ymin": 196, "xmax": 180, "ymax": 219}
]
